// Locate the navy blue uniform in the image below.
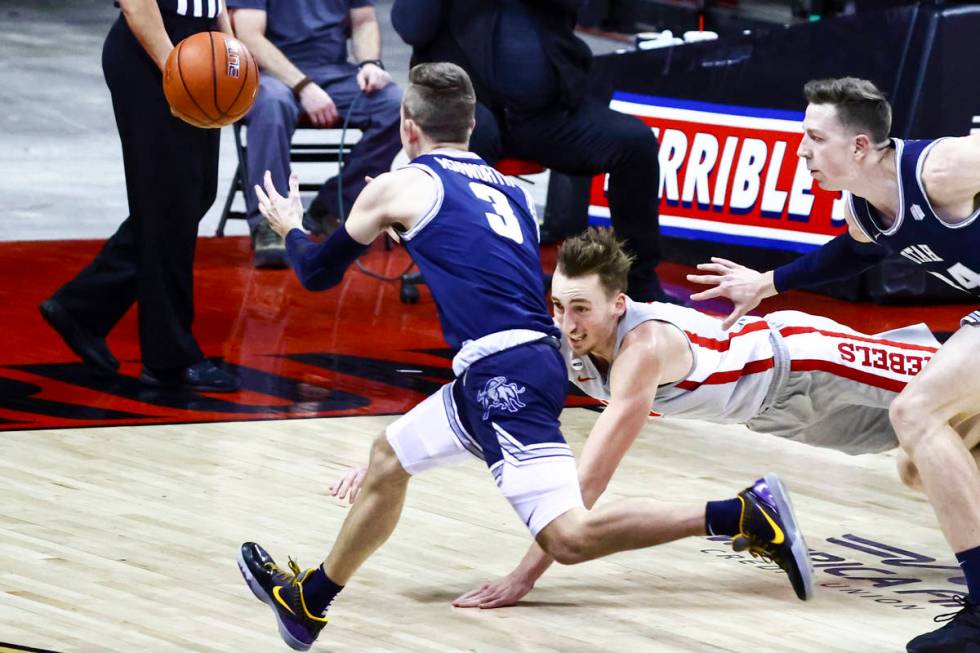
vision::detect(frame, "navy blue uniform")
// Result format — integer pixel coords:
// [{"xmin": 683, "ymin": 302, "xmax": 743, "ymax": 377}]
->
[
  {"xmin": 401, "ymin": 151, "xmax": 558, "ymax": 348},
  {"xmin": 386, "ymin": 151, "xmax": 577, "ymax": 531},
  {"xmin": 849, "ymin": 138, "xmax": 980, "ymax": 326}
]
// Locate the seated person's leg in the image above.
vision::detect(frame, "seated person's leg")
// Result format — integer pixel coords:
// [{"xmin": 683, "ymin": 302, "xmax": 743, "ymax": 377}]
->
[
  {"xmin": 504, "ymin": 101, "xmax": 666, "ymax": 301},
  {"xmin": 242, "ymin": 75, "xmax": 301, "ymax": 267},
  {"xmin": 306, "ymin": 70, "xmax": 402, "ymax": 232}
]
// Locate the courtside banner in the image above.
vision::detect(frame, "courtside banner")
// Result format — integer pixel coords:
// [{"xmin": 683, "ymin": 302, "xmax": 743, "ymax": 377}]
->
[{"xmin": 588, "ymin": 92, "xmax": 848, "ymax": 253}]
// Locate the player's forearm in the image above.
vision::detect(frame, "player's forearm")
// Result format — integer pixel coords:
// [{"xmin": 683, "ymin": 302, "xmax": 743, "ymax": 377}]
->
[
  {"xmin": 117, "ymin": 0, "xmax": 173, "ymax": 70},
  {"xmin": 772, "ymin": 234, "xmax": 886, "ymax": 292},
  {"xmin": 236, "ymin": 32, "xmax": 307, "ymax": 88},
  {"xmin": 284, "ymin": 226, "xmax": 368, "ymax": 291},
  {"xmin": 351, "ymin": 19, "xmax": 381, "ymax": 63}
]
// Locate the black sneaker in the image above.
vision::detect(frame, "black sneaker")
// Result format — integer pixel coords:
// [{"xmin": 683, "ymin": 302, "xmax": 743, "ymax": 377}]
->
[
  {"xmin": 138, "ymin": 359, "xmax": 240, "ymax": 392},
  {"xmin": 253, "ymin": 220, "xmax": 287, "ymax": 269},
  {"xmin": 302, "ymin": 200, "xmax": 340, "ymax": 237},
  {"xmin": 733, "ymin": 473, "xmax": 814, "ymax": 601},
  {"xmin": 39, "ymin": 298, "xmax": 119, "ymax": 373},
  {"xmin": 907, "ymin": 595, "xmax": 980, "ymax": 652},
  {"xmin": 238, "ymin": 542, "xmax": 329, "ymax": 651}
]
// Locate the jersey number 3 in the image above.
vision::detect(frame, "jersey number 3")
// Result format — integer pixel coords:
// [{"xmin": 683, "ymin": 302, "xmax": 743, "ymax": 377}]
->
[{"xmin": 469, "ymin": 182, "xmax": 524, "ymax": 245}]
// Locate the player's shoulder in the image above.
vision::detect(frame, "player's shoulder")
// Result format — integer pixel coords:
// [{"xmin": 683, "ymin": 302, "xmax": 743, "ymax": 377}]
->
[
  {"xmin": 618, "ymin": 322, "xmax": 663, "ymax": 365},
  {"xmin": 362, "ymin": 167, "xmax": 440, "ymax": 219}
]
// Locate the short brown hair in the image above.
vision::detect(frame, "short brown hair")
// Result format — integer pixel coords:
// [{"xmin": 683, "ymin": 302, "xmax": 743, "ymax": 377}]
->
[
  {"xmin": 403, "ymin": 63, "xmax": 476, "ymax": 144},
  {"xmin": 556, "ymin": 227, "xmax": 635, "ymax": 296},
  {"xmin": 804, "ymin": 77, "xmax": 892, "ymax": 144}
]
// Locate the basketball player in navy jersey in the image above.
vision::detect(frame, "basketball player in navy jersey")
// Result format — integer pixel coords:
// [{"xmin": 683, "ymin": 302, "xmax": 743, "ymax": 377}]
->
[
  {"xmin": 235, "ymin": 63, "xmax": 812, "ymax": 651},
  {"xmin": 689, "ymin": 77, "xmax": 980, "ymax": 652}
]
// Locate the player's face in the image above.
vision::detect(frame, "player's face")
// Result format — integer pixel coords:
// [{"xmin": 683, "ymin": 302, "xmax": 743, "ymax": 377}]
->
[
  {"xmin": 797, "ymin": 103, "xmax": 859, "ymax": 191},
  {"xmin": 551, "ymin": 270, "xmax": 624, "ymax": 356}
]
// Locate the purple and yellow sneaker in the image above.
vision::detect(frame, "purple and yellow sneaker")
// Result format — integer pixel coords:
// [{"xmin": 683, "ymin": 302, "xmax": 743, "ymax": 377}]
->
[
  {"xmin": 237, "ymin": 542, "xmax": 329, "ymax": 651},
  {"xmin": 733, "ymin": 473, "xmax": 814, "ymax": 601}
]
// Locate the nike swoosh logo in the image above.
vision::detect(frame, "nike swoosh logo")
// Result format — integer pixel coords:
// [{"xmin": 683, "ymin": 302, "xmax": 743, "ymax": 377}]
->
[
  {"xmin": 272, "ymin": 585, "xmax": 296, "ymax": 615},
  {"xmin": 758, "ymin": 506, "xmax": 786, "ymax": 545},
  {"xmin": 577, "ymin": 376, "xmax": 596, "ymax": 383}
]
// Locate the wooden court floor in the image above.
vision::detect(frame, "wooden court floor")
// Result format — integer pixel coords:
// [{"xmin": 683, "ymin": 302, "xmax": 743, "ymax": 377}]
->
[{"xmin": 0, "ymin": 409, "xmax": 962, "ymax": 653}]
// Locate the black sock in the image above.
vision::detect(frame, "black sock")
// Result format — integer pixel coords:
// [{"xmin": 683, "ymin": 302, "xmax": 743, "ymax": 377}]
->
[
  {"xmin": 302, "ymin": 565, "xmax": 344, "ymax": 617},
  {"xmin": 705, "ymin": 497, "xmax": 742, "ymax": 536},
  {"xmin": 956, "ymin": 545, "xmax": 980, "ymax": 604}
]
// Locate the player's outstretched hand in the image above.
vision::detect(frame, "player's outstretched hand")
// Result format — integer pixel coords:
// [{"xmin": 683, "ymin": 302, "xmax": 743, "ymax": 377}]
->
[
  {"xmin": 255, "ymin": 170, "xmax": 304, "ymax": 238},
  {"xmin": 453, "ymin": 572, "xmax": 534, "ymax": 609},
  {"xmin": 686, "ymin": 257, "xmax": 776, "ymax": 329},
  {"xmin": 329, "ymin": 465, "xmax": 366, "ymax": 504}
]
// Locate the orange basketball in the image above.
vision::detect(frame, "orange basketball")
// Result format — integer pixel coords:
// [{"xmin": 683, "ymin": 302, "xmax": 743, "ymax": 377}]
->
[{"xmin": 163, "ymin": 31, "xmax": 259, "ymax": 129}]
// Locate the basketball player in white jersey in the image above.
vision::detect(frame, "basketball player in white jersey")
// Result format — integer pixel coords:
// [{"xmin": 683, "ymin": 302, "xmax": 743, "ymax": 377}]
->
[
  {"xmin": 688, "ymin": 78, "xmax": 980, "ymax": 652},
  {"xmin": 332, "ymin": 226, "xmax": 944, "ymax": 611}
]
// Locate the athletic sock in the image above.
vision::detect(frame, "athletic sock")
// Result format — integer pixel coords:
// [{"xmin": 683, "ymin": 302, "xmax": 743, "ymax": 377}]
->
[
  {"xmin": 705, "ymin": 497, "xmax": 742, "ymax": 537},
  {"xmin": 302, "ymin": 565, "xmax": 344, "ymax": 617},
  {"xmin": 955, "ymin": 545, "xmax": 980, "ymax": 603}
]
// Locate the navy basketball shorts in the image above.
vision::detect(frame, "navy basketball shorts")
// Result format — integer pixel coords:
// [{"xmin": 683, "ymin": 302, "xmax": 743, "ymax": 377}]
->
[{"xmin": 386, "ymin": 340, "xmax": 584, "ymax": 535}]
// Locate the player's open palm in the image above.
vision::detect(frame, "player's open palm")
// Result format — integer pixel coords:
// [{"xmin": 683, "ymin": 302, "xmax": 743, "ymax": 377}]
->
[
  {"xmin": 453, "ymin": 572, "xmax": 534, "ymax": 609},
  {"xmin": 255, "ymin": 170, "xmax": 303, "ymax": 238},
  {"xmin": 686, "ymin": 257, "xmax": 774, "ymax": 329},
  {"xmin": 329, "ymin": 465, "xmax": 366, "ymax": 504}
]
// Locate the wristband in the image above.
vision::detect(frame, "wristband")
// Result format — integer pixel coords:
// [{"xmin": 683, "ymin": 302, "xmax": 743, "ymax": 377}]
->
[
  {"xmin": 292, "ymin": 76, "xmax": 314, "ymax": 99},
  {"xmin": 357, "ymin": 59, "xmax": 384, "ymax": 70}
]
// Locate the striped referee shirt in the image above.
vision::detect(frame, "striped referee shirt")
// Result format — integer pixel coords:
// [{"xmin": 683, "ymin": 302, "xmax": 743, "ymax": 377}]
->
[{"xmin": 152, "ymin": 0, "xmax": 224, "ymax": 18}]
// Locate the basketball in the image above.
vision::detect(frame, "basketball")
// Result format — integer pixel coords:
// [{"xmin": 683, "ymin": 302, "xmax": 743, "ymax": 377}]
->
[{"xmin": 163, "ymin": 31, "xmax": 259, "ymax": 129}]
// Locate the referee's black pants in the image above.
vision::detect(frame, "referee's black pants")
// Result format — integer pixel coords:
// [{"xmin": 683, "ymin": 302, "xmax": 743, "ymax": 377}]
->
[
  {"xmin": 469, "ymin": 99, "xmax": 664, "ymax": 302},
  {"xmin": 54, "ymin": 13, "xmax": 219, "ymax": 371}
]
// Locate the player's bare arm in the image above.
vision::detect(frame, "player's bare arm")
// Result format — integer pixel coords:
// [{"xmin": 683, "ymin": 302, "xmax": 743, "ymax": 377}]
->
[
  {"xmin": 454, "ymin": 325, "xmax": 665, "ymax": 609},
  {"xmin": 920, "ymin": 134, "xmax": 980, "ymax": 220}
]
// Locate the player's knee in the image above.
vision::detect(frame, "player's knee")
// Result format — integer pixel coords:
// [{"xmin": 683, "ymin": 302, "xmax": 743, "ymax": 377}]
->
[
  {"xmin": 537, "ymin": 515, "xmax": 594, "ymax": 565},
  {"xmin": 367, "ymin": 433, "xmax": 409, "ymax": 485},
  {"xmin": 889, "ymin": 389, "xmax": 940, "ymax": 451}
]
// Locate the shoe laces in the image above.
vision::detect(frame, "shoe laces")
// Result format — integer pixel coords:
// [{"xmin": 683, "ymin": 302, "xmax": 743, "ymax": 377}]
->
[
  {"xmin": 934, "ymin": 595, "xmax": 980, "ymax": 624},
  {"xmin": 262, "ymin": 557, "xmax": 305, "ymax": 586},
  {"xmin": 734, "ymin": 535, "xmax": 784, "ymax": 570}
]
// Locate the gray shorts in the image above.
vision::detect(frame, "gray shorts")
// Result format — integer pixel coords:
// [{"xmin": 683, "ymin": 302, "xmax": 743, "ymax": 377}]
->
[{"xmin": 745, "ymin": 311, "xmax": 940, "ymax": 455}]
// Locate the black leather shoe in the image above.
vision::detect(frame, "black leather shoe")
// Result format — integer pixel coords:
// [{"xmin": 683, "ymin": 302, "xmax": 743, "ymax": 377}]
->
[
  {"xmin": 39, "ymin": 298, "xmax": 119, "ymax": 373},
  {"xmin": 139, "ymin": 359, "xmax": 240, "ymax": 392}
]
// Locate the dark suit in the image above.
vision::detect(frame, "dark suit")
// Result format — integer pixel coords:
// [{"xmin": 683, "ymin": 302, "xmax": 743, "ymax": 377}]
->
[{"xmin": 392, "ymin": 0, "xmax": 665, "ymax": 300}]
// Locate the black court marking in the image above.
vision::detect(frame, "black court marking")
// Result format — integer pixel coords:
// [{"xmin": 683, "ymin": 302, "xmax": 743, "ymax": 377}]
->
[{"xmin": 0, "ymin": 642, "xmax": 64, "ymax": 653}]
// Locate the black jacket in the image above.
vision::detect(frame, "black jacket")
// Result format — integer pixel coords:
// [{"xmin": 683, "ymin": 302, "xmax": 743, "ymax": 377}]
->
[{"xmin": 391, "ymin": 0, "xmax": 593, "ymax": 111}]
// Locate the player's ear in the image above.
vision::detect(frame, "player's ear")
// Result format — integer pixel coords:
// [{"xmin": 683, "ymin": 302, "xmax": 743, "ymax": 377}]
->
[
  {"xmin": 853, "ymin": 133, "xmax": 873, "ymax": 159},
  {"xmin": 613, "ymin": 291, "xmax": 627, "ymax": 316}
]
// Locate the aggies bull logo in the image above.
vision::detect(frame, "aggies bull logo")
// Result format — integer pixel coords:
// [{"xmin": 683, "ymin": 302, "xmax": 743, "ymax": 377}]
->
[{"xmin": 477, "ymin": 376, "xmax": 527, "ymax": 420}]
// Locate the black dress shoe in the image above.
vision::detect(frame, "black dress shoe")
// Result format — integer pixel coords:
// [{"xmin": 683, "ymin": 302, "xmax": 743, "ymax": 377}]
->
[
  {"xmin": 39, "ymin": 298, "xmax": 119, "ymax": 373},
  {"xmin": 139, "ymin": 359, "xmax": 240, "ymax": 392}
]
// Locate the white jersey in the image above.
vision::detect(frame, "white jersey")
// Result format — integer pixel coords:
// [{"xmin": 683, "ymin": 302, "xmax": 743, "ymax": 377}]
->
[
  {"xmin": 562, "ymin": 298, "xmax": 776, "ymax": 423},
  {"xmin": 561, "ymin": 300, "xmax": 941, "ymax": 452}
]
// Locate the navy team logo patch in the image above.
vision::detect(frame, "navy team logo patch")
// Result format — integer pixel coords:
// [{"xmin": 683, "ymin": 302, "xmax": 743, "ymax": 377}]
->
[{"xmin": 477, "ymin": 376, "xmax": 527, "ymax": 419}]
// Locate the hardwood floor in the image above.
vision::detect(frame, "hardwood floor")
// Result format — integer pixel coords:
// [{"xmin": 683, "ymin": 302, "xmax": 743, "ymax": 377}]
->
[{"xmin": 0, "ymin": 409, "xmax": 957, "ymax": 652}]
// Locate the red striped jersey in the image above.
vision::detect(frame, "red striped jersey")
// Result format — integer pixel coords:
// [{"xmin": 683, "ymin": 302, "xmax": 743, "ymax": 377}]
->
[{"xmin": 562, "ymin": 298, "xmax": 776, "ymax": 422}]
